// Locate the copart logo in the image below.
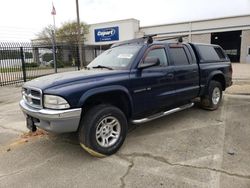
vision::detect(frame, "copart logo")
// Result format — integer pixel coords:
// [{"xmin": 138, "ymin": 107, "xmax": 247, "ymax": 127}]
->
[{"xmin": 97, "ymin": 29, "xmax": 116, "ymax": 37}]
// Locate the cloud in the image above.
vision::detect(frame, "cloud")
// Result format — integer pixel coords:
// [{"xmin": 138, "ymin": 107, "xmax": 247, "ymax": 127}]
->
[{"xmin": 0, "ymin": 0, "xmax": 249, "ymax": 41}]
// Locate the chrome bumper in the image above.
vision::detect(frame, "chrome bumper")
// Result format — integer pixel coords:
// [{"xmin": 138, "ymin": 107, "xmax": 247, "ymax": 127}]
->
[{"xmin": 19, "ymin": 99, "xmax": 82, "ymax": 133}]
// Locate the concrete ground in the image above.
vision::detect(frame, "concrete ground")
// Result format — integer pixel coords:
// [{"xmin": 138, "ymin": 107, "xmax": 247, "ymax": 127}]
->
[
  {"xmin": 232, "ymin": 63, "xmax": 250, "ymax": 83},
  {"xmin": 0, "ymin": 63, "xmax": 250, "ymax": 188}
]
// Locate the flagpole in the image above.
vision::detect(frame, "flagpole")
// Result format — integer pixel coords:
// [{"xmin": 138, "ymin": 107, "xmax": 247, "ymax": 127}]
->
[
  {"xmin": 76, "ymin": 0, "xmax": 84, "ymax": 69},
  {"xmin": 52, "ymin": 3, "xmax": 57, "ymax": 73}
]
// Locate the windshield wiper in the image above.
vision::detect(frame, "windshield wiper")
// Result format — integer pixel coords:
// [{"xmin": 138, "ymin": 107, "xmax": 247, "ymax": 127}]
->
[{"xmin": 92, "ymin": 65, "xmax": 113, "ymax": 70}]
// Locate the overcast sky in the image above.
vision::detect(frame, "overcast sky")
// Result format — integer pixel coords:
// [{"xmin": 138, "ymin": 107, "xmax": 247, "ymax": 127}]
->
[{"xmin": 0, "ymin": 0, "xmax": 250, "ymax": 41}]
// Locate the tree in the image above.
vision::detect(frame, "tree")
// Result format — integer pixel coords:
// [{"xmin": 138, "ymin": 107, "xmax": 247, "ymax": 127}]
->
[
  {"xmin": 35, "ymin": 25, "xmax": 54, "ymax": 45},
  {"xmin": 34, "ymin": 21, "xmax": 89, "ymax": 67},
  {"xmin": 56, "ymin": 21, "xmax": 89, "ymax": 67},
  {"xmin": 34, "ymin": 21, "xmax": 89, "ymax": 45},
  {"xmin": 56, "ymin": 21, "xmax": 89, "ymax": 44}
]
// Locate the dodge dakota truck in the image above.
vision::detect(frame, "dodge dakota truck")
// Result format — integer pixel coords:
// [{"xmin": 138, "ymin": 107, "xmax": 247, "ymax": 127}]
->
[{"xmin": 20, "ymin": 36, "xmax": 232, "ymax": 157}]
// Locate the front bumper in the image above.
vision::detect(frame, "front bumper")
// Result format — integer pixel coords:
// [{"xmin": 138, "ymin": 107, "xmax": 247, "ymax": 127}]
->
[{"xmin": 19, "ymin": 99, "xmax": 82, "ymax": 133}]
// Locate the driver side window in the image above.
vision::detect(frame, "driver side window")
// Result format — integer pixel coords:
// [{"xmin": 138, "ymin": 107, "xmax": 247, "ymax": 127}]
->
[{"xmin": 145, "ymin": 48, "xmax": 168, "ymax": 66}]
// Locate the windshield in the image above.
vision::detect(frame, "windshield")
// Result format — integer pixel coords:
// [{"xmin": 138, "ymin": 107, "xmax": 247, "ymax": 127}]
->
[{"xmin": 87, "ymin": 45, "xmax": 142, "ymax": 70}]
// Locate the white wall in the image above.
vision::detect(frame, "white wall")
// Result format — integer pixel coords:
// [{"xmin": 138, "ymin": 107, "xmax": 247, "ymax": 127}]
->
[
  {"xmin": 240, "ymin": 30, "xmax": 250, "ymax": 63},
  {"xmin": 191, "ymin": 34, "xmax": 211, "ymax": 43},
  {"xmin": 141, "ymin": 15, "xmax": 250, "ymax": 37},
  {"xmin": 84, "ymin": 15, "xmax": 250, "ymax": 63},
  {"xmin": 85, "ymin": 19, "xmax": 140, "ymax": 45}
]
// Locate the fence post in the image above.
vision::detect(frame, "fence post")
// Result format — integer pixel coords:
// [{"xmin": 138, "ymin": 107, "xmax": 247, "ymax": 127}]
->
[{"xmin": 20, "ymin": 47, "xmax": 27, "ymax": 82}]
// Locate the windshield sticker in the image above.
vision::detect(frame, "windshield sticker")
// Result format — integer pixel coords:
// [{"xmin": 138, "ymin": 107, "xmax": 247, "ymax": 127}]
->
[{"xmin": 117, "ymin": 54, "xmax": 133, "ymax": 59}]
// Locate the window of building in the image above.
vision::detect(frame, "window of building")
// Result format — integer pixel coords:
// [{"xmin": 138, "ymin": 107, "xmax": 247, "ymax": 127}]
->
[{"xmin": 169, "ymin": 47, "xmax": 190, "ymax": 66}]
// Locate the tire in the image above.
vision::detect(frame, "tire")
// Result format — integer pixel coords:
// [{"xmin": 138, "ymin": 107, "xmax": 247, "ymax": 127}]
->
[
  {"xmin": 78, "ymin": 104, "xmax": 128, "ymax": 157},
  {"xmin": 200, "ymin": 80, "xmax": 222, "ymax": 110}
]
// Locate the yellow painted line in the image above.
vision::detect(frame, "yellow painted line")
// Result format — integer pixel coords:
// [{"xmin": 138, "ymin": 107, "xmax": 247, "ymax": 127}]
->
[{"xmin": 80, "ymin": 143, "xmax": 106, "ymax": 158}]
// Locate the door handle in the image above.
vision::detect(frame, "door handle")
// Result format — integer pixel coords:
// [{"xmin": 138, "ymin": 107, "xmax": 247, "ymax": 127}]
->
[{"xmin": 166, "ymin": 73, "xmax": 174, "ymax": 80}]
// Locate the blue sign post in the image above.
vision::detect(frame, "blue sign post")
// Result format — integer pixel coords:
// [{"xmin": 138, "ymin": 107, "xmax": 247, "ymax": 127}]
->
[{"xmin": 94, "ymin": 27, "xmax": 119, "ymax": 42}]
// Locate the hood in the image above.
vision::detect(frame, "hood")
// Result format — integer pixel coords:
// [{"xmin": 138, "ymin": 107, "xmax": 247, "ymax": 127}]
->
[{"xmin": 23, "ymin": 69, "xmax": 124, "ymax": 90}]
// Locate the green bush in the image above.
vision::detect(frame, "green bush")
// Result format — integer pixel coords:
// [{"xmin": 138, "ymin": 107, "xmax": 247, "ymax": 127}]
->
[
  {"xmin": 25, "ymin": 62, "xmax": 38, "ymax": 68},
  {"xmin": 42, "ymin": 53, "xmax": 53, "ymax": 62},
  {"xmin": 50, "ymin": 61, "xmax": 64, "ymax": 68}
]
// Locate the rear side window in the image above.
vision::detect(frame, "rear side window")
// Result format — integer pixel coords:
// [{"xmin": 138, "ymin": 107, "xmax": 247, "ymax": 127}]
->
[
  {"xmin": 169, "ymin": 47, "xmax": 189, "ymax": 66},
  {"xmin": 214, "ymin": 47, "xmax": 226, "ymax": 59},
  {"xmin": 197, "ymin": 45, "xmax": 227, "ymax": 62}
]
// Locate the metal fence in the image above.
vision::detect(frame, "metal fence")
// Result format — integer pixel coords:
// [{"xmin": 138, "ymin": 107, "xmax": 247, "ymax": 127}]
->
[{"xmin": 0, "ymin": 42, "xmax": 81, "ymax": 86}]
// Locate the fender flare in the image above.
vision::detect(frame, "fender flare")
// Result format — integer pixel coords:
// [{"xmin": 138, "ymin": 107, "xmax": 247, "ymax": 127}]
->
[
  {"xmin": 78, "ymin": 85, "xmax": 133, "ymax": 113},
  {"xmin": 205, "ymin": 70, "xmax": 225, "ymax": 91}
]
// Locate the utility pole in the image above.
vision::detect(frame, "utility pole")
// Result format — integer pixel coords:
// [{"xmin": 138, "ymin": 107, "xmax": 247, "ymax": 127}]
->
[{"xmin": 76, "ymin": 0, "xmax": 84, "ymax": 69}]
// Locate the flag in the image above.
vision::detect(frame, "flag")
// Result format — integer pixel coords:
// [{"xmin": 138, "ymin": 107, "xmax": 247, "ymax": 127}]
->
[{"xmin": 51, "ymin": 3, "xmax": 56, "ymax": 15}]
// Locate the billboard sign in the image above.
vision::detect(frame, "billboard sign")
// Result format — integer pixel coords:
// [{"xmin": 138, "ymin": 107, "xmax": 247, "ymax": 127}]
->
[{"xmin": 94, "ymin": 26, "xmax": 119, "ymax": 42}]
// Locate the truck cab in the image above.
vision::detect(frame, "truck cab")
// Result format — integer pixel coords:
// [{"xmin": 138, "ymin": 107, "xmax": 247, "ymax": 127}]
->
[{"xmin": 20, "ymin": 36, "xmax": 232, "ymax": 157}]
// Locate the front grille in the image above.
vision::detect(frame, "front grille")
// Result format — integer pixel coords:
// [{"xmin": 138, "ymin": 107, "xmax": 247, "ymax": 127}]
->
[{"xmin": 22, "ymin": 87, "xmax": 42, "ymax": 109}]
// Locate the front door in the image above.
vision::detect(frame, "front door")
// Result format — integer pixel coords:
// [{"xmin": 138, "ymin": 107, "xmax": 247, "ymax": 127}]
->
[{"xmin": 130, "ymin": 45, "xmax": 176, "ymax": 117}]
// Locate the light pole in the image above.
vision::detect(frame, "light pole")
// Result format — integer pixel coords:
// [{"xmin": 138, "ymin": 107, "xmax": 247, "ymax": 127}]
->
[{"xmin": 76, "ymin": 0, "xmax": 84, "ymax": 69}]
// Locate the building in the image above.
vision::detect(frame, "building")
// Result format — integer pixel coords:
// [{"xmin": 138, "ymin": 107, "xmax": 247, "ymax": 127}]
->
[{"xmin": 84, "ymin": 14, "xmax": 250, "ymax": 63}]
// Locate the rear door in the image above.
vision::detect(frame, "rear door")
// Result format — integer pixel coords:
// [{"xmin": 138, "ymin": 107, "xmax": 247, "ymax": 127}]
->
[{"xmin": 168, "ymin": 44, "xmax": 199, "ymax": 102}]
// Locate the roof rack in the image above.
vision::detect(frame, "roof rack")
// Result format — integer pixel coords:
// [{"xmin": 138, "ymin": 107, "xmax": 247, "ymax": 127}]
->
[
  {"xmin": 157, "ymin": 35, "xmax": 189, "ymax": 43},
  {"xmin": 110, "ymin": 34, "xmax": 188, "ymax": 48},
  {"xmin": 111, "ymin": 34, "xmax": 157, "ymax": 48}
]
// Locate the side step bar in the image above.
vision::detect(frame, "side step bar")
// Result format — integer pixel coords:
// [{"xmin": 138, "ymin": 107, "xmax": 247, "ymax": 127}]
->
[{"xmin": 131, "ymin": 103, "xmax": 194, "ymax": 124}]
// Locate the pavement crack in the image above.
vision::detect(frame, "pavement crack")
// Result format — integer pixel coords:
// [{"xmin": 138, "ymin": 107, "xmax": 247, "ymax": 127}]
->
[
  {"xmin": 119, "ymin": 152, "xmax": 250, "ymax": 180},
  {"xmin": 116, "ymin": 154, "xmax": 135, "ymax": 188},
  {"xmin": 0, "ymin": 169, "xmax": 24, "ymax": 179}
]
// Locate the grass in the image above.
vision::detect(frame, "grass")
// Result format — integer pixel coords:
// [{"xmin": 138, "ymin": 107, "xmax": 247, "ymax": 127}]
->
[
  {"xmin": 0, "ymin": 67, "xmax": 22, "ymax": 73},
  {"xmin": 0, "ymin": 66, "xmax": 52, "ymax": 73}
]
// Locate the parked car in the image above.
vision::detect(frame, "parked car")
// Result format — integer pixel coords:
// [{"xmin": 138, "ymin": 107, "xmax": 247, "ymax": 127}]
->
[
  {"xmin": 20, "ymin": 36, "xmax": 232, "ymax": 157},
  {"xmin": 41, "ymin": 60, "xmax": 53, "ymax": 66}
]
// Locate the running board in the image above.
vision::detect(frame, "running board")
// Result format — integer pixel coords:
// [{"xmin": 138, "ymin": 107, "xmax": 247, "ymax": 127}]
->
[{"xmin": 131, "ymin": 103, "xmax": 194, "ymax": 124}]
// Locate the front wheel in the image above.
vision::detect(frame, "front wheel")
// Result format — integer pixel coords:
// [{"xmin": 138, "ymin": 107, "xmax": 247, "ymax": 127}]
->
[
  {"xmin": 78, "ymin": 104, "xmax": 128, "ymax": 157},
  {"xmin": 200, "ymin": 81, "xmax": 222, "ymax": 110}
]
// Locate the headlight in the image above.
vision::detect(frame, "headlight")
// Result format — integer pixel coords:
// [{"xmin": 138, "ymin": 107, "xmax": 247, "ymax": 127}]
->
[{"xmin": 44, "ymin": 95, "xmax": 70, "ymax": 109}]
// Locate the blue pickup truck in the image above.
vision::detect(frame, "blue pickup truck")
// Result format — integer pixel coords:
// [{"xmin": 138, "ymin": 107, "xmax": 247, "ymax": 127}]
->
[{"xmin": 20, "ymin": 36, "xmax": 232, "ymax": 157}]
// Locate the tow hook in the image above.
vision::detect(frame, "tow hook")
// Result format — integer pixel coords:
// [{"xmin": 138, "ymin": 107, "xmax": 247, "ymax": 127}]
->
[{"xmin": 26, "ymin": 116, "xmax": 37, "ymax": 132}]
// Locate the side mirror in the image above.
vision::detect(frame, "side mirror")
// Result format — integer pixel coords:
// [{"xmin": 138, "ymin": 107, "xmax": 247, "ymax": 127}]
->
[{"xmin": 138, "ymin": 57, "xmax": 160, "ymax": 69}]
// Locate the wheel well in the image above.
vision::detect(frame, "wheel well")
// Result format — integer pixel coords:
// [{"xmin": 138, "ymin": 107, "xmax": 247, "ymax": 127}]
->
[
  {"xmin": 82, "ymin": 91, "xmax": 132, "ymax": 118},
  {"xmin": 211, "ymin": 74, "xmax": 226, "ymax": 90}
]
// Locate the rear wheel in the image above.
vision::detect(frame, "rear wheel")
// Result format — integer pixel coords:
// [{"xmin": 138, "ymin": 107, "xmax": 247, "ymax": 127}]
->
[
  {"xmin": 78, "ymin": 104, "xmax": 128, "ymax": 157},
  {"xmin": 200, "ymin": 80, "xmax": 222, "ymax": 110}
]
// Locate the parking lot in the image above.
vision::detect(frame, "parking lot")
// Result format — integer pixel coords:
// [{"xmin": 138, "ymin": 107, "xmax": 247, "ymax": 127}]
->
[{"xmin": 0, "ymin": 64, "xmax": 250, "ymax": 188}]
